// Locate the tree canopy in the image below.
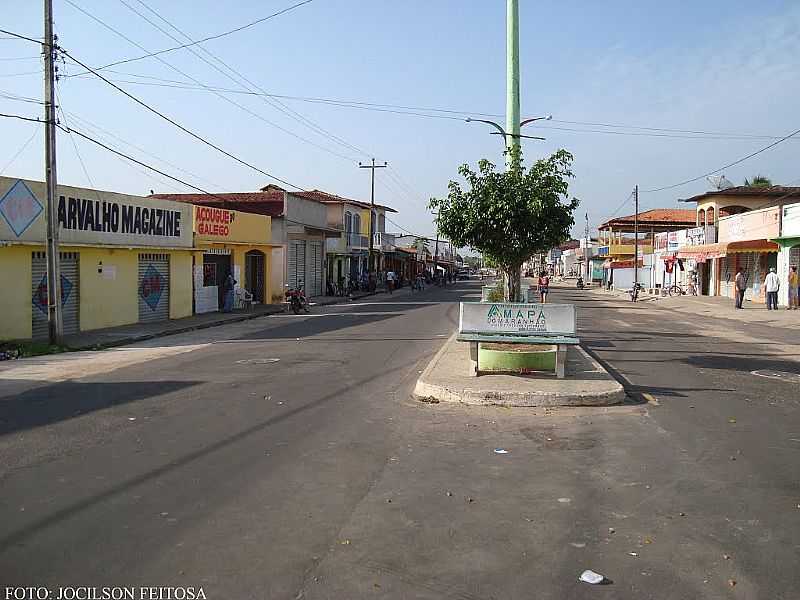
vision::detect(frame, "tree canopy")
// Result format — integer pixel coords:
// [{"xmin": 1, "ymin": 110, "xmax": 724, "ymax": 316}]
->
[{"xmin": 429, "ymin": 147, "xmax": 578, "ymax": 299}]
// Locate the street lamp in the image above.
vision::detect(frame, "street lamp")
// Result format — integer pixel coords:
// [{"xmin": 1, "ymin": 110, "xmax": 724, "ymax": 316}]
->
[{"xmin": 465, "ymin": 114, "xmax": 551, "ymax": 144}]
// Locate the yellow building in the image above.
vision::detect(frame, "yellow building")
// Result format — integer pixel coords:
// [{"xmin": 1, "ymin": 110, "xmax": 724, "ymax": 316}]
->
[
  {"xmin": 0, "ymin": 176, "xmax": 194, "ymax": 341},
  {"xmin": 190, "ymin": 205, "xmax": 275, "ymax": 312}
]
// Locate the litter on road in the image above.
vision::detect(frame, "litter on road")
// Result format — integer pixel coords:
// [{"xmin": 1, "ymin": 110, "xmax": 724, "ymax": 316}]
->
[
  {"xmin": 493, "ymin": 448, "xmax": 509, "ymax": 454},
  {"xmin": 579, "ymin": 570, "xmax": 605, "ymax": 584}
]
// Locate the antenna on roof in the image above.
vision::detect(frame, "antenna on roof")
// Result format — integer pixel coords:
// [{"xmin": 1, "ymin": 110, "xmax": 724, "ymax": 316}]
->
[{"xmin": 706, "ymin": 175, "xmax": 734, "ymax": 191}]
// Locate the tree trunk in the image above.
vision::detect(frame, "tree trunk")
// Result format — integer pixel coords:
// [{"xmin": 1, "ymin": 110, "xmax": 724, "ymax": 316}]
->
[{"xmin": 503, "ymin": 265, "xmax": 522, "ymax": 302}]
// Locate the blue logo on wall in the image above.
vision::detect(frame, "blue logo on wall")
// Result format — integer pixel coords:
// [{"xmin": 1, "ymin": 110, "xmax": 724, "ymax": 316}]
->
[
  {"xmin": 0, "ymin": 180, "xmax": 43, "ymax": 237},
  {"xmin": 32, "ymin": 274, "xmax": 74, "ymax": 315},
  {"xmin": 140, "ymin": 264, "xmax": 165, "ymax": 311}
]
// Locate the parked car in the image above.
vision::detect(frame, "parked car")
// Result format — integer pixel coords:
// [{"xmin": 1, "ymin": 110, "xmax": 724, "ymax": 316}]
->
[{"xmin": 457, "ymin": 269, "xmax": 471, "ymax": 280}]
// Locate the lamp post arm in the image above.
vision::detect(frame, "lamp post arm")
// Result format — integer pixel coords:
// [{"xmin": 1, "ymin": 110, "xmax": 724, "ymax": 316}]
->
[{"xmin": 465, "ymin": 117, "xmax": 507, "ymax": 139}]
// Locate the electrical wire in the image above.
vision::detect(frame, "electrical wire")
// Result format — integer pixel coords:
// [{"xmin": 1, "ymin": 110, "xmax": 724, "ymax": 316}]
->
[
  {"xmin": 57, "ymin": 45, "xmax": 306, "ymax": 190},
  {"xmin": 0, "ymin": 125, "xmax": 38, "ymax": 176},
  {"xmin": 641, "ymin": 126, "xmax": 800, "ymax": 193},
  {"xmin": 61, "ymin": 107, "xmax": 227, "ymax": 192},
  {"xmin": 123, "ymin": 0, "xmax": 370, "ymax": 159},
  {"xmin": 67, "ymin": 0, "xmax": 314, "ymax": 75},
  {"xmin": 61, "ymin": 0, "xmax": 357, "ymax": 164}
]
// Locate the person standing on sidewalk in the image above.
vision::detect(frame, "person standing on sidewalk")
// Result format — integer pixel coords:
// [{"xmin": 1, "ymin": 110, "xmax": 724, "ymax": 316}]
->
[
  {"xmin": 788, "ymin": 266, "xmax": 799, "ymax": 310},
  {"xmin": 222, "ymin": 272, "xmax": 237, "ymax": 313},
  {"xmin": 734, "ymin": 268, "xmax": 747, "ymax": 309},
  {"xmin": 386, "ymin": 269, "xmax": 396, "ymax": 294},
  {"xmin": 765, "ymin": 267, "xmax": 780, "ymax": 310},
  {"xmin": 538, "ymin": 271, "xmax": 550, "ymax": 304}
]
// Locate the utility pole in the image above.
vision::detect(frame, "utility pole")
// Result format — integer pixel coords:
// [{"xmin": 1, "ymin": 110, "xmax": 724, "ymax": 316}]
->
[
  {"xmin": 358, "ymin": 158, "xmax": 387, "ymax": 276},
  {"xmin": 584, "ymin": 212, "xmax": 590, "ymax": 281},
  {"xmin": 634, "ymin": 185, "xmax": 639, "ymax": 289},
  {"xmin": 506, "ymin": 0, "xmax": 520, "ymax": 162},
  {"xmin": 434, "ymin": 232, "xmax": 440, "ymax": 283},
  {"xmin": 44, "ymin": 0, "xmax": 63, "ymax": 344}
]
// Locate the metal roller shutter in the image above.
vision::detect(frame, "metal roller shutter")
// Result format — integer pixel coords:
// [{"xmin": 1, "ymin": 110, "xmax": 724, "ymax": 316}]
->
[
  {"xmin": 309, "ymin": 241, "xmax": 323, "ymax": 296},
  {"xmin": 288, "ymin": 240, "xmax": 306, "ymax": 290},
  {"xmin": 138, "ymin": 253, "xmax": 170, "ymax": 322},
  {"xmin": 719, "ymin": 255, "xmax": 736, "ymax": 299},
  {"xmin": 32, "ymin": 251, "xmax": 80, "ymax": 340},
  {"xmin": 740, "ymin": 253, "xmax": 757, "ymax": 301}
]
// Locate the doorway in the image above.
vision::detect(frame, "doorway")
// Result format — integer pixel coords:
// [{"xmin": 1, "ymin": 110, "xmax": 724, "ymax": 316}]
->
[{"xmin": 245, "ymin": 250, "xmax": 265, "ymax": 303}]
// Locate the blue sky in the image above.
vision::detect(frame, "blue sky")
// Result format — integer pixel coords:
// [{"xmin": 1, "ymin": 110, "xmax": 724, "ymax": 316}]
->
[{"xmin": 2, "ymin": 0, "xmax": 799, "ymax": 239}]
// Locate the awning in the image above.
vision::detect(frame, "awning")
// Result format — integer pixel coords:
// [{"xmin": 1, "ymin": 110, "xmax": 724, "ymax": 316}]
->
[
  {"xmin": 677, "ymin": 239, "xmax": 779, "ymax": 260},
  {"xmin": 605, "ymin": 259, "xmax": 643, "ymax": 269}
]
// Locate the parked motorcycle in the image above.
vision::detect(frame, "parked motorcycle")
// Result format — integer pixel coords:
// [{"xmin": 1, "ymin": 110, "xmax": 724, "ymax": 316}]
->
[
  {"xmin": 285, "ymin": 285, "xmax": 310, "ymax": 314},
  {"xmin": 576, "ymin": 277, "xmax": 584, "ymax": 289}
]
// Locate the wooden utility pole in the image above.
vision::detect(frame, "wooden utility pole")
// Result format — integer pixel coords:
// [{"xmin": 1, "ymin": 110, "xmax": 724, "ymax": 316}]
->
[
  {"xmin": 358, "ymin": 158, "xmax": 387, "ymax": 276},
  {"xmin": 44, "ymin": 0, "xmax": 63, "ymax": 344},
  {"xmin": 634, "ymin": 185, "xmax": 639, "ymax": 289}
]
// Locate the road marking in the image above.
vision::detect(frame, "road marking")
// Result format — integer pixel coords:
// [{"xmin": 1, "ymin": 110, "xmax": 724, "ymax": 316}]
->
[
  {"xmin": 273, "ymin": 312, "xmax": 411, "ymax": 318},
  {"xmin": 751, "ymin": 369, "xmax": 800, "ymax": 383},
  {"xmin": 330, "ymin": 301, "xmax": 444, "ymax": 306},
  {"xmin": 642, "ymin": 392, "xmax": 660, "ymax": 406}
]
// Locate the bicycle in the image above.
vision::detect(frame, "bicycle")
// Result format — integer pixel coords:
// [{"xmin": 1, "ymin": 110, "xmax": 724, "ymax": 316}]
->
[{"xmin": 668, "ymin": 284, "xmax": 686, "ymax": 296}]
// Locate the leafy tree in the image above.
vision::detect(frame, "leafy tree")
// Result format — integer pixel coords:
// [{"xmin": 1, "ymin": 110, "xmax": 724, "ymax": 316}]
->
[
  {"xmin": 429, "ymin": 147, "xmax": 578, "ymax": 301},
  {"xmin": 744, "ymin": 175, "xmax": 772, "ymax": 187}
]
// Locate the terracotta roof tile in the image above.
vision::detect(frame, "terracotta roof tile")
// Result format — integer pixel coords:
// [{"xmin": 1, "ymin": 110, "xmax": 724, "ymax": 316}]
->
[
  {"xmin": 599, "ymin": 208, "xmax": 696, "ymax": 230},
  {"xmin": 150, "ymin": 192, "xmax": 285, "ymax": 217}
]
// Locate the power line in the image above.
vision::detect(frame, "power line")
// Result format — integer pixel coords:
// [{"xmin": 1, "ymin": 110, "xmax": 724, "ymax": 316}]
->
[
  {"xmin": 0, "ymin": 125, "xmax": 38, "ymax": 176},
  {"xmin": 0, "ymin": 110, "xmax": 360, "ymax": 229},
  {"xmin": 62, "ymin": 0, "xmax": 357, "ymax": 163},
  {"xmin": 67, "ymin": 0, "xmax": 314, "ymax": 75},
  {"xmin": 641, "ymin": 126, "xmax": 800, "ymax": 193},
  {"xmin": 121, "ymin": 0, "xmax": 370, "ymax": 160},
  {"xmin": 62, "ymin": 107, "xmax": 224, "ymax": 190},
  {"xmin": 57, "ymin": 44, "xmax": 306, "ymax": 190}
]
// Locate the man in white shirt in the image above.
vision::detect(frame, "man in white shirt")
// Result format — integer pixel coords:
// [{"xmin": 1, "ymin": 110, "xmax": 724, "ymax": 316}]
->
[
  {"xmin": 765, "ymin": 267, "xmax": 780, "ymax": 310},
  {"xmin": 386, "ymin": 270, "xmax": 396, "ymax": 294}
]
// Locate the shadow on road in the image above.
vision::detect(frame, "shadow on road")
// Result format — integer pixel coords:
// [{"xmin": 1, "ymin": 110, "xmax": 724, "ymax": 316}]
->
[
  {"xmin": 0, "ymin": 380, "xmax": 201, "ymax": 436},
  {"xmin": 682, "ymin": 354, "xmax": 800, "ymax": 374}
]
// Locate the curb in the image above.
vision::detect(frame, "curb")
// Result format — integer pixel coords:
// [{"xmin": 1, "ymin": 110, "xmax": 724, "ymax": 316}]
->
[
  {"xmin": 412, "ymin": 334, "xmax": 626, "ymax": 407},
  {"xmin": 69, "ymin": 286, "xmax": 417, "ymax": 352}
]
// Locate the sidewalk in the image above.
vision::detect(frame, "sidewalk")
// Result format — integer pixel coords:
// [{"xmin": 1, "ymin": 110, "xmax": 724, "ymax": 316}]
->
[
  {"xmin": 591, "ymin": 285, "xmax": 800, "ymax": 327},
  {"xmin": 413, "ymin": 334, "xmax": 625, "ymax": 407},
  {"xmin": 61, "ymin": 285, "xmax": 420, "ymax": 352}
]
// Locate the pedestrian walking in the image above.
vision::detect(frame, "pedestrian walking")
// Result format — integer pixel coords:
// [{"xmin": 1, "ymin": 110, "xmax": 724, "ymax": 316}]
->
[
  {"xmin": 789, "ymin": 266, "xmax": 799, "ymax": 310},
  {"xmin": 386, "ymin": 269, "xmax": 396, "ymax": 294},
  {"xmin": 538, "ymin": 271, "xmax": 550, "ymax": 304},
  {"xmin": 222, "ymin": 271, "xmax": 237, "ymax": 313},
  {"xmin": 734, "ymin": 268, "xmax": 746, "ymax": 309},
  {"xmin": 765, "ymin": 267, "xmax": 780, "ymax": 310}
]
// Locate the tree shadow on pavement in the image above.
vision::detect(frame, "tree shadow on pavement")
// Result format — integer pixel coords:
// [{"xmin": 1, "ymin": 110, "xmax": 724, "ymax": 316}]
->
[
  {"xmin": 682, "ymin": 354, "xmax": 800, "ymax": 374},
  {"xmin": 0, "ymin": 380, "xmax": 200, "ymax": 435}
]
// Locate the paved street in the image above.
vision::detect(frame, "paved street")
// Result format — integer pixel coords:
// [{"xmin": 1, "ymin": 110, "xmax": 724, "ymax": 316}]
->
[{"xmin": 1, "ymin": 281, "xmax": 799, "ymax": 599}]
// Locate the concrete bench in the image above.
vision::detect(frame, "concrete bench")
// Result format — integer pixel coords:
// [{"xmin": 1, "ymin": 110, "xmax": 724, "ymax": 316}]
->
[{"xmin": 456, "ymin": 302, "xmax": 579, "ymax": 378}]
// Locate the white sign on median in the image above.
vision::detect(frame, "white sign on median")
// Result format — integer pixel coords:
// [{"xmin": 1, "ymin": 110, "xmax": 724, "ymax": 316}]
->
[{"xmin": 459, "ymin": 302, "xmax": 576, "ymax": 335}]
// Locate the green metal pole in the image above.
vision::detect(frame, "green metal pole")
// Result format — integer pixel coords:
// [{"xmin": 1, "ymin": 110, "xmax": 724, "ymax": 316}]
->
[{"xmin": 506, "ymin": 0, "xmax": 520, "ymax": 161}]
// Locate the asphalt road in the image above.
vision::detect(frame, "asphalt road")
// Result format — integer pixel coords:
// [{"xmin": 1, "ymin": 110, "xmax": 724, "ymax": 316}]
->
[{"xmin": 1, "ymin": 280, "xmax": 798, "ymax": 599}]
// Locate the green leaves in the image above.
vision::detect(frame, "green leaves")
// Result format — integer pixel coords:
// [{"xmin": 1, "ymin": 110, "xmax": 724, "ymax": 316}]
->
[{"xmin": 429, "ymin": 147, "xmax": 579, "ymax": 276}]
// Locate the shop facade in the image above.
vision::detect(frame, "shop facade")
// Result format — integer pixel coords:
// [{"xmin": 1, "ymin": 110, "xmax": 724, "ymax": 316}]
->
[
  {"xmin": 191, "ymin": 205, "xmax": 273, "ymax": 313},
  {"xmin": 774, "ymin": 202, "xmax": 800, "ymax": 306},
  {"xmin": 0, "ymin": 176, "xmax": 193, "ymax": 341}
]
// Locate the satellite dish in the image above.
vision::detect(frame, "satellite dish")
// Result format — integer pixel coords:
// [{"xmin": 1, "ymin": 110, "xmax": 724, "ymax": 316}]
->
[{"xmin": 707, "ymin": 175, "xmax": 735, "ymax": 190}]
